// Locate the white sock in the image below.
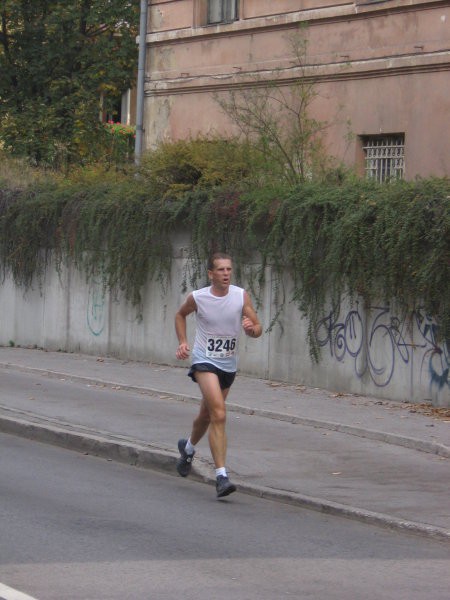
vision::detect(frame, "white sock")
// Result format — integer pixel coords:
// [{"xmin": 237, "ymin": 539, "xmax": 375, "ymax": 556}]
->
[
  {"xmin": 215, "ymin": 467, "xmax": 227, "ymax": 478},
  {"xmin": 185, "ymin": 438, "xmax": 195, "ymax": 455}
]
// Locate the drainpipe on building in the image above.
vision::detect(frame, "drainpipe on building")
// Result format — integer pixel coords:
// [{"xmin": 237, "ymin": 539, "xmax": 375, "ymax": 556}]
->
[{"xmin": 134, "ymin": 0, "xmax": 149, "ymax": 166}]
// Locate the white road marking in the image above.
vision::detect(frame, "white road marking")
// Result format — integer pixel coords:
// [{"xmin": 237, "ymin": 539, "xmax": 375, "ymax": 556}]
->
[{"xmin": 0, "ymin": 583, "xmax": 39, "ymax": 600}]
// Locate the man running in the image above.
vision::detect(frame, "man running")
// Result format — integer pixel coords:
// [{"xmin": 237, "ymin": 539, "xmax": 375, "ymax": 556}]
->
[{"xmin": 175, "ymin": 252, "xmax": 262, "ymax": 498}]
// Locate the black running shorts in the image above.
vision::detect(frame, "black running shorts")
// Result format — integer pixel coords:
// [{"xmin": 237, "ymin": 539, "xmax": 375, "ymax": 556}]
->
[{"xmin": 188, "ymin": 363, "xmax": 236, "ymax": 390}]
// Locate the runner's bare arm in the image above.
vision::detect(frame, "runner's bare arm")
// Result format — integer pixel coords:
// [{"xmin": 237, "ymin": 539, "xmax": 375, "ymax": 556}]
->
[
  {"xmin": 175, "ymin": 293, "xmax": 197, "ymax": 359},
  {"xmin": 242, "ymin": 291, "xmax": 262, "ymax": 338}
]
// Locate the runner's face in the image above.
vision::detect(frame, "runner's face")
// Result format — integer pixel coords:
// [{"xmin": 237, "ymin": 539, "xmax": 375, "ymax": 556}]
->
[{"xmin": 208, "ymin": 258, "xmax": 233, "ymax": 289}]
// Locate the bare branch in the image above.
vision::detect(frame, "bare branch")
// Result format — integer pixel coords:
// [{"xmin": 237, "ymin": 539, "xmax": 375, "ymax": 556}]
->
[{"xmin": 214, "ymin": 27, "xmax": 335, "ymax": 185}]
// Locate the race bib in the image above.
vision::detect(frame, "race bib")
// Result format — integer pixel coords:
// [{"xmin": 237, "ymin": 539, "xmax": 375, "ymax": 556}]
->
[{"xmin": 206, "ymin": 335, "xmax": 237, "ymax": 358}]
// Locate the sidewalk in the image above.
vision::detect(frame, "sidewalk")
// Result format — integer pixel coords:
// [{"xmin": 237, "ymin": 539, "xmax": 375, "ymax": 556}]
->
[{"xmin": 0, "ymin": 346, "xmax": 449, "ymax": 542}]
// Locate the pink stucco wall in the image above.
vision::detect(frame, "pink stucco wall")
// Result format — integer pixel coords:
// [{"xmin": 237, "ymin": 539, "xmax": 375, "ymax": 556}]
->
[{"xmin": 143, "ymin": 1, "xmax": 450, "ymax": 178}]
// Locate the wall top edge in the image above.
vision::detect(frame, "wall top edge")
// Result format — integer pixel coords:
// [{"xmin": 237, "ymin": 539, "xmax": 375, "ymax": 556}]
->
[{"xmin": 146, "ymin": 5, "xmax": 354, "ymax": 44}]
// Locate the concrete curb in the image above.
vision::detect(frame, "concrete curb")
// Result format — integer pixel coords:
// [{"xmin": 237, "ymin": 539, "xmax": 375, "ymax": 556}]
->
[
  {"xmin": 1, "ymin": 407, "xmax": 449, "ymax": 544},
  {"xmin": 1, "ymin": 361, "xmax": 449, "ymax": 458}
]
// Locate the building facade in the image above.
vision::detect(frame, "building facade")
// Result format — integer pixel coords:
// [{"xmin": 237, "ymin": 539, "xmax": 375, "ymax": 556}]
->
[{"xmin": 143, "ymin": 0, "xmax": 450, "ymax": 180}]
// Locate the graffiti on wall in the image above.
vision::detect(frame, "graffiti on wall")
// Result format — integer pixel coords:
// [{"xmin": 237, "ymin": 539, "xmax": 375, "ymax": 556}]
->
[
  {"xmin": 86, "ymin": 278, "xmax": 106, "ymax": 336},
  {"xmin": 315, "ymin": 303, "xmax": 449, "ymax": 391}
]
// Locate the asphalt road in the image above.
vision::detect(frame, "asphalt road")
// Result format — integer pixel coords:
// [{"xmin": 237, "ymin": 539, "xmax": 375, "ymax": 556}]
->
[{"xmin": 1, "ymin": 433, "xmax": 449, "ymax": 600}]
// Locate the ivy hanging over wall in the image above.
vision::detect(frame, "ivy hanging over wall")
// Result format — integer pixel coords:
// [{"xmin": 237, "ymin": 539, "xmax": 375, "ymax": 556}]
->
[
  {"xmin": 0, "ymin": 160, "xmax": 449, "ymax": 360},
  {"xmin": 176, "ymin": 178, "xmax": 450, "ymax": 359},
  {"xmin": 0, "ymin": 172, "xmax": 175, "ymax": 308}
]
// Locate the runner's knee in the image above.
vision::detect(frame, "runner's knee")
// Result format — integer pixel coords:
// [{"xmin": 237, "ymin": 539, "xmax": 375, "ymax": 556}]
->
[{"xmin": 209, "ymin": 406, "xmax": 226, "ymax": 425}]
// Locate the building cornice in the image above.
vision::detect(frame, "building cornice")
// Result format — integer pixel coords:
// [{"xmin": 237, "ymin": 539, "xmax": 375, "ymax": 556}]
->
[{"xmin": 145, "ymin": 50, "xmax": 450, "ymax": 96}]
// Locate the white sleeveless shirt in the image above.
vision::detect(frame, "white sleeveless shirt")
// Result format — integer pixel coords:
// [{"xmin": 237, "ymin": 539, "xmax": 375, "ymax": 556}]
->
[{"xmin": 191, "ymin": 284, "xmax": 244, "ymax": 372}]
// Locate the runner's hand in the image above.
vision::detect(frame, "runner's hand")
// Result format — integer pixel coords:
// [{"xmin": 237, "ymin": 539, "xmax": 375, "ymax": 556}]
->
[
  {"xmin": 242, "ymin": 317, "xmax": 255, "ymax": 337},
  {"xmin": 176, "ymin": 343, "xmax": 190, "ymax": 360}
]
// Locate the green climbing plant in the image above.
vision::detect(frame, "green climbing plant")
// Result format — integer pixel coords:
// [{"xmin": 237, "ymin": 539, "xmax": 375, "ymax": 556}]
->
[{"xmin": 0, "ymin": 148, "xmax": 449, "ymax": 360}]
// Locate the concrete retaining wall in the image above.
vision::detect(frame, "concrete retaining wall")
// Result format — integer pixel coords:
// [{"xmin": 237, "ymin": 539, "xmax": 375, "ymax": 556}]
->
[{"xmin": 1, "ymin": 248, "xmax": 448, "ymax": 407}]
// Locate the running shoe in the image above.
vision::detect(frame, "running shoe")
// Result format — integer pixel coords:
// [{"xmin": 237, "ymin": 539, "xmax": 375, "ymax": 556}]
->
[
  {"xmin": 216, "ymin": 475, "xmax": 236, "ymax": 498},
  {"xmin": 176, "ymin": 438, "xmax": 195, "ymax": 477}
]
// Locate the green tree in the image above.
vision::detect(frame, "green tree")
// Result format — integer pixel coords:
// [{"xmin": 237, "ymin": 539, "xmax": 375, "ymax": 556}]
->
[{"xmin": 0, "ymin": 0, "xmax": 138, "ymax": 167}]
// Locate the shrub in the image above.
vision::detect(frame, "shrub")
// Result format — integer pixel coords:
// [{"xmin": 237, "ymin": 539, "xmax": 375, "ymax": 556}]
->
[{"xmin": 138, "ymin": 136, "xmax": 265, "ymax": 198}]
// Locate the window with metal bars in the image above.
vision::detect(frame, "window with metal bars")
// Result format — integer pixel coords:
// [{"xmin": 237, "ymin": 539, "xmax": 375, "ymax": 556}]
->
[
  {"xmin": 207, "ymin": 0, "xmax": 238, "ymax": 25},
  {"xmin": 361, "ymin": 134, "xmax": 405, "ymax": 183}
]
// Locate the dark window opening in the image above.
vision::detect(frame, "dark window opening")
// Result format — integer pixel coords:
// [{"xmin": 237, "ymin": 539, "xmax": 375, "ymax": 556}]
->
[{"xmin": 207, "ymin": 0, "xmax": 238, "ymax": 25}]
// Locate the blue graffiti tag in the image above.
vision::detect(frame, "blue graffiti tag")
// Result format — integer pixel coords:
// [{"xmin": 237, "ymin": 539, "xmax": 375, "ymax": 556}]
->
[{"xmin": 415, "ymin": 308, "xmax": 450, "ymax": 390}]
